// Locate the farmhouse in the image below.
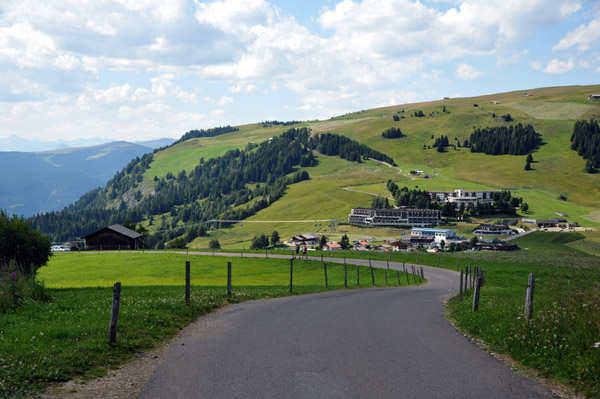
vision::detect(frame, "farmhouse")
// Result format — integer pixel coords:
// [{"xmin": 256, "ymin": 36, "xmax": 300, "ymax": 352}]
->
[
  {"xmin": 82, "ymin": 224, "xmax": 142, "ymax": 250},
  {"xmin": 348, "ymin": 207, "xmax": 440, "ymax": 227},
  {"xmin": 588, "ymin": 94, "xmax": 600, "ymax": 100},
  {"xmin": 290, "ymin": 233, "xmax": 320, "ymax": 246},
  {"xmin": 473, "ymin": 223, "xmax": 513, "ymax": 236}
]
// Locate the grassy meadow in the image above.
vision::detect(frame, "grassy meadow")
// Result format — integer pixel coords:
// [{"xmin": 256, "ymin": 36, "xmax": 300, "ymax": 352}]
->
[
  {"xmin": 1, "ymin": 252, "xmax": 416, "ymax": 398},
  {"xmin": 128, "ymin": 84, "xmax": 600, "ymax": 252}
]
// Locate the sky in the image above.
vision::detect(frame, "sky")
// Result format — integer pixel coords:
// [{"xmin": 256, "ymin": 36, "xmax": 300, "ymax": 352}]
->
[{"xmin": 1, "ymin": 0, "xmax": 599, "ymax": 144}]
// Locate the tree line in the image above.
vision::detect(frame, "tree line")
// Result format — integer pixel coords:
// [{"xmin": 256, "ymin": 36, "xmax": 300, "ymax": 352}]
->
[
  {"xmin": 310, "ymin": 132, "xmax": 396, "ymax": 165},
  {"xmin": 469, "ymin": 124, "xmax": 541, "ymax": 155},
  {"xmin": 570, "ymin": 119, "xmax": 600, "ymax": 173},
  {"xmin": 172, "ymin": 125, "xmax": 239, "ymax": 146}
]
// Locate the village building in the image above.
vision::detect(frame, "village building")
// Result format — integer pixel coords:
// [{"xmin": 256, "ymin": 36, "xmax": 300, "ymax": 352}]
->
[
  {"xmin": 391, "ymin": 240, "xmax": 410, "ymax": 251},
  {"xmin": 82, "ymin": 224, "xmax": 143, "ymax": 250},
  {"xmin": 323, "ymin": 241, "xmax": 342, "ymax": 251},
  {"xmin": 290, "ymin": 233, "xmax": 320, "ymax": 246},
  {"xmin": 475, "ymin": 240, "xmax": 519, "ymax": 251},
  {"xmin": 473, "ymin": 223, "xmax": 513, "ymax": 236},
  {"xmin": 411, "ymin": 228, "xmax": 457, "ymax": 243},
  {"xmin": 348, "ymin": 207, "xmax": 440, "ymax": 227},
  {"xmin": 588, "ymin": 94, "xmax": 600, "ymax": 100},
  {"xmin": 522, "ymin": 218, "xmax": 567, "ymax": 228}
]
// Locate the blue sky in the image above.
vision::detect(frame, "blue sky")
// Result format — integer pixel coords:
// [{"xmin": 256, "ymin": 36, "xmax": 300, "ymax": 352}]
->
[{"xmin": 0, "ymin": 0, "xmax": 599, "ymax": 144}]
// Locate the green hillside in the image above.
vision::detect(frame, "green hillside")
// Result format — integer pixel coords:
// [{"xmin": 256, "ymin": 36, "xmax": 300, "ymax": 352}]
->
[{"xmin": 30, "ymin": 84, "xmax": 600, "ymax": 254}]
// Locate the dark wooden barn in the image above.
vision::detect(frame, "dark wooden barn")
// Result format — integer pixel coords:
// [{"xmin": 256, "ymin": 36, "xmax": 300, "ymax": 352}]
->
[{"xmin": 82, "ymin": 224, "xmax": 142, "ymax": 250}]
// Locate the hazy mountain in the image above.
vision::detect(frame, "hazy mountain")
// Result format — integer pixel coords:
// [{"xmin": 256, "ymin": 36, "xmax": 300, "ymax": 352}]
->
[
  {"xmin": 135, "ymin": 138, "xmax": 176, "ymax": 149},
  {"xmin": 0, "ymin": 141, "xmax": 153, "ymax": 217},
  {"xmin": 0, "ymin": 135, "xmax": 111, "ymax": 152}
]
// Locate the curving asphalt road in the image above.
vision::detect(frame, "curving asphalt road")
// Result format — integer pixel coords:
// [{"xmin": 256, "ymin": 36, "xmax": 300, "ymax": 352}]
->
[{"xmin": 139, "ymin": 257, "xmax": 555, "ymax": 399}]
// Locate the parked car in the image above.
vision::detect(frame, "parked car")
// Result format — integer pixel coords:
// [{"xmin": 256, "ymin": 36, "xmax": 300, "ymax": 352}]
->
[{"xmin": 51, "ymin": 245, "xmax": 70, "ymax": 252}]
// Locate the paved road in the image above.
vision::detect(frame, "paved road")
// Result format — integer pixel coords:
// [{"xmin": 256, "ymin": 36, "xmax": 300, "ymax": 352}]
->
[{"xmin": 139, "ymin": 259, "xmax": 554, "ymax": 399}]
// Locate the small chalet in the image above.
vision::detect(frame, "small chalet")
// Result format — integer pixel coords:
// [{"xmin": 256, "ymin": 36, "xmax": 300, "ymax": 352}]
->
[
  {"xmin": 83, "ymin": 224, "xmax": 143, "ymax": 250},
  {"xmin": 290, "ymin": 233, "xmax": 320, "ymax": 246},
  {"xmin": 391, "ymin": 240, "xmax": 410, "ymax": 251},
  {"xmin": 588, "ymin": 94, "xmax": 600, "ymax": 100},
  {"xmin": 324, "ymin": 241, "xmax": 342, "ymax": 251}
]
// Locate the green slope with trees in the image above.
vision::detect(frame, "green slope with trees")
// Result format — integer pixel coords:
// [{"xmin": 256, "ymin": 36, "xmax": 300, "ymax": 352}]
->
[{"xmin": 19, "ymin": 84, "xmax": 600, "ymax": 254}]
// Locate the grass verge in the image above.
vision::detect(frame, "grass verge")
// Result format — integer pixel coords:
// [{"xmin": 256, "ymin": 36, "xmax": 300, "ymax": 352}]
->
[{"xmin": 1, "ymin": 253, "xmax": 421, "ymax": 398}]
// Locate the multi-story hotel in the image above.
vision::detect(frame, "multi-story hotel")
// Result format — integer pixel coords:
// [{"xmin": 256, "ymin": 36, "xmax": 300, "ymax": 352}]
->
[{"xmin": 348, "ymin": 207, "xmax": 440, "ymax": 227}]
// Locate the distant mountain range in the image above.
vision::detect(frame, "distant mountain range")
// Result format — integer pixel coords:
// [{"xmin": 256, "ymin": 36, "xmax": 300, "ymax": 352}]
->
[
  {"xmin": 0, "ymin": 134, "xmax": 175, "ymax": 152},
  {"xmin": 0, "ymin": 138, "xmax": 174, "ymax": 217}
]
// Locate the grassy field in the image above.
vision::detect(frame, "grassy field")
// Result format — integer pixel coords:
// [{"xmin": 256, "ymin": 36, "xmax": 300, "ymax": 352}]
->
[{"xmin": 1, "ymin": 253, "xmax": 417, "ymax": 398}]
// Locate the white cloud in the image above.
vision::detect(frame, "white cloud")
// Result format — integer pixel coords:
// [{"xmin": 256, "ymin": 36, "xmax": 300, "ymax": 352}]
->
[
  {"xmin": 211, "ymin": 109, "xmax": 225, "ymax": 117},
  {"xmin": 456, "ymin": 63, "xmax": 483, "ymax": 80},
  {"xmin": 218, "ymin": 96, "xmax": 234, "ymax": 106},
  {"xmin": 543, "ymin": 58, "xmax": 575, "ymax": 74},
  {"xmin": 531, "ymin": 60, "xmax": 543, "ymax": 71},
  {"xmin": 553, "ymin": 18, "xmax": 600, "ymax": 51}
]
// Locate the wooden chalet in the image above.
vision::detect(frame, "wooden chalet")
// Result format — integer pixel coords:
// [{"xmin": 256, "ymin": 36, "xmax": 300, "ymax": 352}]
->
[{"xmin": 83, "ymin": 224, "xmax": 143, "ymax": 250}]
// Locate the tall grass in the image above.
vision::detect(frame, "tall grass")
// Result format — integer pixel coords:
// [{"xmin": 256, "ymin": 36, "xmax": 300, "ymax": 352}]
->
[{"xmin": 447, "ymin": 265, "xmax": 600, "ymax": 397}]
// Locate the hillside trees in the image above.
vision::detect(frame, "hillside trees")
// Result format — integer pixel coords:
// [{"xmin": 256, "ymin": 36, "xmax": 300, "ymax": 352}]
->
[
  {"xmin": 30, "ymin": 128, "xmax": 394, "ymax": 247},
  {"xmin": 310, "ymin": 133, "xmax": 396, "ymax": 165},
  {"xmin": 381, "ymin": 127, "xmax": 405, "ymax": 139},
  {"xmin": 469, "ymin": 124, "xmax": 541, "ymax": 155},
  {"xmin": 570, "ymin": 119, "xmax": 600, "ymax": 173}
]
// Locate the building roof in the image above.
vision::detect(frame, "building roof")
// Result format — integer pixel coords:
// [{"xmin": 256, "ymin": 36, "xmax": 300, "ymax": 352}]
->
[
  {"xmin": 292, "ymin": 233, "xmax": 319, "ymax": 240},
  {"xmin": 83, "ymin": 224, "xmax": 142, "ymax": 240},
  {"xmin": 411, "ymin": 228, "xmax": 453, "ymax": 233}
]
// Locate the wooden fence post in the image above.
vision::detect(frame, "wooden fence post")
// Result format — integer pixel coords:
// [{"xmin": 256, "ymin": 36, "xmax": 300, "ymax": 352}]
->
[
  {"xmin": 109, "ymin": 282, "xmax": 121, "ymax": 344},
  {"xmin": 289, "ymin": 258, "xmax": 293, "ymax": 293},
  {"xmin": 406, "ymin": 269, "xmax": 410, "ymax": 285},
  {"xmin": 459, "ymin": 270, "xmax": 463, "ymax": 302},
  {"xmin": 227, "ymin": 261, "xmax": 232, "ymax": 297},
  {"xmin": 464, "ymin": 266, "xmax": 468, "ymax": 292},
  {"xmin": 456, "ymin": 259, "xmax": 459, "ymax": 271},
  {"xmin": 344, "ymin": 260, "xmax": 347, "ymax": 287},
  {"xmin": 385, "ymin": 261, "xmax": 389, "ymax": 285},
  {"xmin": 323, "ymin": 262, "xmax": 328, "ymax": 288},
  {"xmin": 525, "ymin": 273, "xmax": 535, "ymax": 319},
  {"xmin": 357, "ymin": 264, "xmax": 360, "ymax": 286},
  {"xmin": 421, "ymin": 267, "xmax": 424, "ymax": 280},
  {"xmin": 416, "ymin": 251, "xmax": 420, "ymax": 264},
  {"xmin": 437, "ymin": 254, "xmax": 440, "ymax": 267},
  {"xmin": 185, "ymin": 261, "xmax": 190, "ymax": 306},
  {"xmin": 396, "ymin": 270, "xmax": 401, "ymax": 285},
  {"xmin": 472, "ymin": 276, "xmax": 482, "ymax": 312},
  {"xmin": 370, "ymin": 259, "xmax": 375, "ymax": 285}
]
